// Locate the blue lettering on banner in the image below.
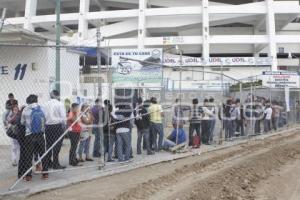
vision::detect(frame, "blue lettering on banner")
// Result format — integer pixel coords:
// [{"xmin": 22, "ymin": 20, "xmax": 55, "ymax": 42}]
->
[
  {"xmin": 1, "ymin": 64, "xmax": 27, "ymax": 80},
  {"xmin": 14, "ymin": 64, "xmax": 27, "ymax": 80},
  {"xmin": 0, "ymin": 66, "xmax": 9, "ymax": 75}
]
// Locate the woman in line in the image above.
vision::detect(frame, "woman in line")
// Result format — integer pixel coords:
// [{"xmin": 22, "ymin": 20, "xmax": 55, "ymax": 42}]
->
[
  {"xmin": 67, "ymin": 103, "xmax": 82, "ymax": 166},
  {"xmin": 6, "ymin": 102, "xmax": 20, "ymax": 166},
  {"xmin": 78, "ymin": 104, "xmax": 94, "ymax": 162}
]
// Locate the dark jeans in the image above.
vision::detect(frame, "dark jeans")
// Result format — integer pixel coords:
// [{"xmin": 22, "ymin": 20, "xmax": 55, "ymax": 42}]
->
[
  {"xmin": 236, "ymin": 120, "xmax": 245, "ymax": 136},
  {"xmin": 255, "ymin": 120, "xmax": 261, "ymax": 134},
  {"xmin": 264, "ymin": 119, "xmax": 271, "ymax": 133},
  {"xmin": 19, "ymin": 133, "xmax": 47, "ymax": 177},
  {"xmin": 137, "ymin": 128, "xmax": 151, "ymax": 154},
  {"xmin": 224, "ymin": 120, "xmax": 233, "ymax": 139},
  {"xmin": 45, "ymin": 124, "xmax": 64, "ymax": 168},
  {"xmin": 69, "ymin": 132, "xmax": 80, "ymax": 165},
  {"xmin": 92, "ymin": 127, "xmax": 101, "ymax": 157},
  {"xmin": 272, "ymin": 117, "xmax": 279, "ymax": 131},
  {"xmin": 189, "ymin": 123, "xmax": 201, "ymax": 146},
  {"xmin": 150, "ymin": 122, "xmax": 164, "ymax": 151}
]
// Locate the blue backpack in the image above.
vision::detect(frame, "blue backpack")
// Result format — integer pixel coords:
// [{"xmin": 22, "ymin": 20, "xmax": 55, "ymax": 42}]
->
[{"xmin": 30, "ymin": 106, "xmax": 45, "ymax": 134}]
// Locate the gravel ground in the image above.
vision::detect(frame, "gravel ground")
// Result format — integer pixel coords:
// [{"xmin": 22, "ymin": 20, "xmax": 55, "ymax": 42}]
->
[{"xmin": 26, "ymin": 129, "xmax": 300, "ymax": 200}]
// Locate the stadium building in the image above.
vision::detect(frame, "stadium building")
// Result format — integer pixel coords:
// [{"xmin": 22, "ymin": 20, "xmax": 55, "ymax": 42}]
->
[{"xmin": 1, "ymin": 0, "xmax": 300, "ymax": 98}]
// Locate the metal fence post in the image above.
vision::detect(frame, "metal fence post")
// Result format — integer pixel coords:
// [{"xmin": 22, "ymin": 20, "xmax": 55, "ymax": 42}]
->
[
  {"xmin": 96, "ymin": 28, "xmax": 105, "ymax": 168},
  {"xmin": 55, "ymin": 0, "xmax": 61, "ymax": 93}
]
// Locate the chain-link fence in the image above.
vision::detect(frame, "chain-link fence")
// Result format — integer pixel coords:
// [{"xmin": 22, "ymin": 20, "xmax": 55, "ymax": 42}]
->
[{"xmin": 0, "ymin": 42, "xmax": 299, "ymax": 194}]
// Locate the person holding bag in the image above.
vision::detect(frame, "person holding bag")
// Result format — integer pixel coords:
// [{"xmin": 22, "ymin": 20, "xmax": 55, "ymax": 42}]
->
[
  {"xmin": 78, "ymin": 104, "xmax": 94, "ymax": 162},
  {"xmin": 6, "ymin": 104, "xmax": 21, "ymax": 166}
]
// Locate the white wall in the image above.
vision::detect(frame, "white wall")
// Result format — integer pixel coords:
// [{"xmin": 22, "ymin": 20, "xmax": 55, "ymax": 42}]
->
[
  {"xmin": 0, "ymin": 45, "xmax": 80, "ymax": 145},
  {"xmin": 0, "ymin": 46, "xmax": 49, "ymax": 144}
]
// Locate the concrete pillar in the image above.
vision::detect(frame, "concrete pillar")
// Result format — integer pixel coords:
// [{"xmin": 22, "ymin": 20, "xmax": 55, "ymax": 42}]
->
[
  {"xmin": 24, "ymin": 0, "xmax": 37, "ymax": 31},
  {"xmin": 266, "ymin": 0, "xmax": 277, "ymax": 71},
  {"xmin": 202, "ymin": 0, "xmax": 210, "ymax": 62},
  {"xmin": 78, "ymin": 0, "xmax": 90, "ymax": 42},
  {"xmin": 138, "ymin": 0, "xmax": 147, "ymax": 49}
]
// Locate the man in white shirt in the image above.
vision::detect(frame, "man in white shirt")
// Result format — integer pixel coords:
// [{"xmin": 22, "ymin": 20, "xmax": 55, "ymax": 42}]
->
[
  {"xmin": 264, "ymin": 102, "xmax": 273, "ymax": 133},
  {"xmin": 43, "ymin": 90, "xmax": 67, "ymax": 169}
]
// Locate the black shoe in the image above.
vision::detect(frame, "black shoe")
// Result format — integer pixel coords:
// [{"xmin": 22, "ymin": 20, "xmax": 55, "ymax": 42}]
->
[
  {"xmin": 147, "ymin": 151, "xmax": 155, "ymax": 155},
  {"xmin": 137, "ymin": 151, "xmax": 142, "ymax": 155},
  {"xmin": 93, "ymin": 153, "xmax": 101, "ymax": 158},
  {"xmin": 53, "ymin": 165, "xmax": 66, "ymax": 170},
  {"xmin": 48, "ymin": 162, "xmax": 53, "ymax": 169},
  {"xmin": 70, "ymin": 162, "xmax": 83, "ymax": 167},
  {"xmin": 107, "ymin": 159, "xmax": 114, "ymax": 162}
]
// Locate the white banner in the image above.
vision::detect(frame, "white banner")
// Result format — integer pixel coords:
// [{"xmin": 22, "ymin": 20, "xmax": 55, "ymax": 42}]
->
[
  {"xmin": 262, "ymin": 71, "xmax": 300, "ymax": 88},
  {"xmin": 112, "ymin": 48, "xmax": 163, "ymax": 83},
  {"xmin": 163, "ymin": 55, "xmax": 272, "ymax": 66},
  {"xmin": 169, "ymin": 80, "xmax": 230, "ymax": 91}
]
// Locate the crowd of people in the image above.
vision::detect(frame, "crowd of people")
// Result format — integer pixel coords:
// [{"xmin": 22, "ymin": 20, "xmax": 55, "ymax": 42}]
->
[
  {"xmin": 2, "ymin": 91, "xmax": 292, "ymax": 182},
  {"xmin": 2, "ymin": 92, "xmax": 187, "ymax": 181}
]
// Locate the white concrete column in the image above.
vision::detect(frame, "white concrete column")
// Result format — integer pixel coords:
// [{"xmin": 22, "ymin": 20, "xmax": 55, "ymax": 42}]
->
[
  {"xmin": 24, "ymin": 0, "xmax": 37, "ymax": 31},
  {"xmin": 78, "ymin": 0, "xmax": 90, "ymax": 42},
  {"xmin": 202, "ymin": 0, "xmax": 210, "ymax": 62},
  {"xmin": 138, "ymin": 0, "xmax": 147, "ymax": 49},
  {"xmin": 266, "ymin": 0, "xmax": 278, "ymax": 71}
]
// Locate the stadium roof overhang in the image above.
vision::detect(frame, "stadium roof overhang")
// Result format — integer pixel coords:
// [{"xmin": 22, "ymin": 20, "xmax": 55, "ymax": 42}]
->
[{"xmin": 0, "ymin": 25, "xmax": 47, "ymax": 44}]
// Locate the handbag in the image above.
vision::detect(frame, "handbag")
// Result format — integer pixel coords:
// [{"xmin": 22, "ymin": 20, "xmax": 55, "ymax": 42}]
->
[
  {"xmin": 80, "ymin": 131, "xmax": 90, "ymax": 141},
  {"xmin": 6, "ymin": 125, "xmax": 19, "ymax": 140},
  {"xmin": 192, "ymin": 135, "xmax": 201, "ymax": 148}
]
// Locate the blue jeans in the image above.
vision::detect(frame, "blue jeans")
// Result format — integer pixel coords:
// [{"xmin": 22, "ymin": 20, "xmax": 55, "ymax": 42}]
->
[
  {"xmin": 150, "ymin": 122, "xmax": 164, "ymax": 151},
  {"xmin": 163, "ymin": 139, "xmax": 176, "ymax": 149},
  {"xmin": 78, "ymin": 136, "xmax": 91, "ymax": 157},
  {"xmin": 137, "ymin": 128, "xmax": 151, "ymax": 154},
  {"xmin": 224, "ymin": 120, "xmax": 233, "ymax": 139},
  {"xmin": 209, "ymin": 119, "xmax": 216, "ymax": 143},
  {"xmin": 92, "ymin": 127, "xmax": 101, "ymax": 157},
  {"xmin": 104, "ymin": 133, "xmax": 115, "ymax": 161},
  {"xmin": 116, "ymin": 132, "xmax": 131, "ymax": 162}
]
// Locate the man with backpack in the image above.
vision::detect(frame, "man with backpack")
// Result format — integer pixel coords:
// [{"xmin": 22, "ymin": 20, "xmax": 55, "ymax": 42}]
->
[
  {"xmin": 21, "ymin": 94, "xmax": 48, "ymax": 181},
  {"xmin": 134, "ymin": 97, "xmax": 154, "ymax": 155}
]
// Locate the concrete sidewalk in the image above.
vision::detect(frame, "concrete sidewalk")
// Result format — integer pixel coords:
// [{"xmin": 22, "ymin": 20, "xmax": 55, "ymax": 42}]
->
[{"xmin": 0, "ymin": 125, "xmax": 299, "ymax": 199}]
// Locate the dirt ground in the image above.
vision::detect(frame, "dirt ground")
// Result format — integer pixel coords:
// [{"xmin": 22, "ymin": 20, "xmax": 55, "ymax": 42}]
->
[{"xmin": 26, "ymin": 130, "xmax": 300, "ymax": 200}]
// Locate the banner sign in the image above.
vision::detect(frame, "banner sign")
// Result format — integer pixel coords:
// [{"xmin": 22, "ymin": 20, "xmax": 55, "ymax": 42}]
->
[
  {"xmin": 112, "ymin": 49, "xmax": 162, "ymax": 83},
  {"xmin": 163, "ymin": 56, "xmax": 272, "ymax": 66},
  {"xmin": 262, "ymin": 71, "xmax": 300, "ymax": 88},
  {"xmin": 169, "ymin": 80, "xmax": 230, "ymax": 91}
]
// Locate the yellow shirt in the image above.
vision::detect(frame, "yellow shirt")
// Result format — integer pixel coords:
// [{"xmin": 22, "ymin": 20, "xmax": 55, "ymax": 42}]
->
[{"xmin": 149, "ymin": 104, "xmax": 163, "ymax": 123}]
